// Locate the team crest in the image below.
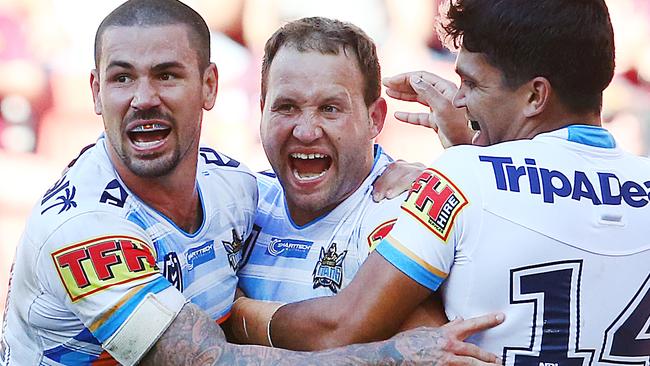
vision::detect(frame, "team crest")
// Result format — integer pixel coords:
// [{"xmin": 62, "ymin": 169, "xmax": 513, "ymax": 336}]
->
[
  {"xmin": 312, "ymin": 243, "xmax": 347, "ymax": 293},
  {"xmin": 402, "ymin": 168, "xmax": 468, "ymax": 242},
  {"xmin": 223, "ymin": 229, "xmax": 244, "ymax": 271},
  {"xmin": 162, "ymin": 252, "xmax": 183, "ymax": 292}
]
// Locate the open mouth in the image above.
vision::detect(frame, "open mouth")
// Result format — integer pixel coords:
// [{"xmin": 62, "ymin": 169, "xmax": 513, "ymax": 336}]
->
[
  {"xmin": 468, "ymin": 120, "xmax": 480, "ymax": 131},
  {"xmin": 289, "ymin": 152, "xmax": 332, "ymax": 181},
  {"xmin": 126, "ymin": 123, "xmax": 171, "ymax": 148},
  {"xmin": 468, "ymin": 119, "xmax": 488, "ymax": 145}
]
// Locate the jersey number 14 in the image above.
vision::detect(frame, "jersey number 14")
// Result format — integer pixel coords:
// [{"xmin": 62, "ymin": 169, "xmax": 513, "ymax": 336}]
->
[{"xmin": 506, "ymin": 260, "xmax": 649, "ymax": 366}]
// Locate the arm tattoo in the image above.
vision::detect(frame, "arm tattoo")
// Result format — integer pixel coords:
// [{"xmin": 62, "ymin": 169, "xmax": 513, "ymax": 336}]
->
[{"xmin": 142, "ymin": 304, "xmax": 450, "ymax": 365}]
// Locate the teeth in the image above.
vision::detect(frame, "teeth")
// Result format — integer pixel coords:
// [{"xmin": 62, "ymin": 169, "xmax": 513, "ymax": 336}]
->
[
  {"xmin": 292, "ymin": 169, "xmax": 327, "ymax": 181},
  {"xmin": 132, "ymin": 139, "xmax": 164, "ymax": 148},
  {"xmin": 130, "ymin": 123, "xmax": 168, "ymax": 132},
  {"xmin": 290, "ymin": 153, "xmax": 328, "ymax": 160}
]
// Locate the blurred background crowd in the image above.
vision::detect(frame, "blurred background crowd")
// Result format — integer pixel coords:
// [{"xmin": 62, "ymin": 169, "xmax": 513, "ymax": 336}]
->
[{"xmin": 1, "ymin": 0, "xmax": 649, "ymax": 318}]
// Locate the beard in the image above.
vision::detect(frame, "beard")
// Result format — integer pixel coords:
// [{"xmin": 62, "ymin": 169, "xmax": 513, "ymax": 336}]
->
[{"xmin": 120, "ymin": 147, "xmax": 181, "ymax": 178}]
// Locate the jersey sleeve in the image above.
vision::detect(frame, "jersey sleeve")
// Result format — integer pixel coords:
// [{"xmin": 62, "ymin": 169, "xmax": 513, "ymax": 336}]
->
[
  {"xmin": 38, "ymin": 211, "xmax": 186, "ymax": 365},
  {"xmin": 375, "ymin": 149, "xmax": 478, "ymax": 292}
]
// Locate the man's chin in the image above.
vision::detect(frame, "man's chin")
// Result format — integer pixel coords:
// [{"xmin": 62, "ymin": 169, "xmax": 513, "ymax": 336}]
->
[{"xmin": 125, "ymin": 154, "xmax": 179, "ymax": 178}]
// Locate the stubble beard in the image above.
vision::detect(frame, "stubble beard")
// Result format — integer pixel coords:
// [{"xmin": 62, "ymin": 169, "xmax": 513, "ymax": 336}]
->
[{"xmin": 116, "ymin": 141, "xmax": 181, "ymax": 178}]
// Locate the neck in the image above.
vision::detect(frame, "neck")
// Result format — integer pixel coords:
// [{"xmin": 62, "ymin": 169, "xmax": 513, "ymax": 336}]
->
[
  {"xmin": 108, "ymin": 148, "xmax": 203, "ymax": 234},
  {"xmin": 517, "ymin": 108, "xmax": 602, "ymax": 141}
]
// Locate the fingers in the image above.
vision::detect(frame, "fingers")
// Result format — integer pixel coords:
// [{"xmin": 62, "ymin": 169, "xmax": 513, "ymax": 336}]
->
[
  {"xmin": 385, "ymin": 87, "xmax": 420, "ymax": 103},
  {"xmin": 382, "ymin": 72, "xmax": 419, "ymax": 93},
  {"xmin": 409, "ymin": 75, "xmax": 452, "ymax": 112},
  {"xmin": 443, "ymin": 313, "xmax": 505, "ymax": 340},
  {"xmin": 383, "ymin": 71, "xmax": 459, "ymax": 104},
  {"xmin": 371, "ymin": 160, "xmax": 425, "ymax": 202},
  {"xmin": 394, "ymin": 111, "xmax": 436, "ymax": 129},
  {"xmin": 444, "ymin": 340, "xmax": 500, "ymax": 365},
  {"xmin": 445, "ymin": 355, "xmax": 502, "ymax": 366}
]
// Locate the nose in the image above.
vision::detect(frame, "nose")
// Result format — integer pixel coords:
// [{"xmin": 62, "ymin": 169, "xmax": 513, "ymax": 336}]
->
[
  {"xmin": 292, "ymin": 114, "xmax": 323, "ymax": 143},
  {"xmin": 130, "ymin": 79, "xmax": 161, "ymax": 110},
  {"xmin": 452, "ymin": 86, "xmax": 466, "ymax": 109}
]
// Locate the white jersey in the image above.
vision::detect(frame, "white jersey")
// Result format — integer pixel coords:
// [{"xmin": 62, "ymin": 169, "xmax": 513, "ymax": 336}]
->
[
  {"xmin": 1, "ymin": 136, "xmax": 257, "ymax": 365},
  {"xmin": 238, "ymin": 145, "xmax": 404, "ymax": 302},
  {"xmin": 376, "ymin": 125, "xmax": 650, "ymax": 365}
]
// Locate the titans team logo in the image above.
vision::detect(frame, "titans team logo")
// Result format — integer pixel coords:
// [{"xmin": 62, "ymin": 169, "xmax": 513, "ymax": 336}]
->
[
  {"xmin": 312, "ymin": 243, "xmax": 347, "ymax": 293},
  {"xmin": 162, "ymin": 252, "xmax": 183, "ymax": 292},
  {"xmin": 223, "ymin": 229, "xmax": 244, "ymax": 271}
]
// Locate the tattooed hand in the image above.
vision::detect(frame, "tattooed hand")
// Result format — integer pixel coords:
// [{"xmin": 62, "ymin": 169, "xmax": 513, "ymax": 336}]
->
[
  {"xmin": 386, "ymin": 314, "xmax": 505, "ymax": 365},
  {"xmin": 142, "ymin": 303, "xmax": 502, "ymax": 365}
]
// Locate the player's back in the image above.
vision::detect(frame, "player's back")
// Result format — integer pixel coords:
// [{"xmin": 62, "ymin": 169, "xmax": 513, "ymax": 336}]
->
[
  {"xmin": 377, "ymin": 126, "xmax": 650, "ymax": 365},
  {"xmin": 439, "ymin": 127, "xmax": 650, "ymax": 364}
]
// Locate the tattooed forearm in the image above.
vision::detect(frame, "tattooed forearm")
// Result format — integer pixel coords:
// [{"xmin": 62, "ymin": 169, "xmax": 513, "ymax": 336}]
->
[
  {"xmin": 141, "ymin": 303, "xmax": 228, "ymax": 365},
  {"xmin": 141, "ymin": 303, "xmax": 304, "ymax": 366},
  {"xmin": 142, "ymin": 304, "xmax": 478, "ymax": 365},
  {"xmin": 141, "ymin": 304, "xmax": 454, "ymax": 366}
]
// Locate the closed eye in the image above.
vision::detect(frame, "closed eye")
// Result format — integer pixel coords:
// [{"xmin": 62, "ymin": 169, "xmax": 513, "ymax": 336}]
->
[
  {"xmin": 461, "ymin": 79, "xmax": 476, "ymax": 89},
  {"xmin": 272, "ymin": 104, "xmax": 297, "ymax": 114}
]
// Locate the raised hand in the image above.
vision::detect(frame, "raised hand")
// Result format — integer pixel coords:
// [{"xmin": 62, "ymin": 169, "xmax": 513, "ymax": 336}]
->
[{"xmin": 383, "ymin": 71, "xmax": 472, "ymax": 147}]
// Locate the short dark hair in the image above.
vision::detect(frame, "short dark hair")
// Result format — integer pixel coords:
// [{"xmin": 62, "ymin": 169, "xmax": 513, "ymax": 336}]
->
[
  {"xmin": 439, "ymin": 0, "xmax": 615, "ymax": 114},
  {"xmin": 94, "ymin": 0, "xmax": 210, "ymax": 71},
  {"xmin": 261, "ymin": 17, "xmax": 381, "ymax": 107}
]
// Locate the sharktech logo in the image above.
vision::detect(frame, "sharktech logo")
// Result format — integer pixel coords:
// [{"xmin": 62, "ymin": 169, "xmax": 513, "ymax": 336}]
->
[
  {"xmin": 186, "ymin": 241, "xmax": 215, "ymax": 270},
  {"xmin": 266, "ymin": 238, "xmax": 313, "ymax": 259}
]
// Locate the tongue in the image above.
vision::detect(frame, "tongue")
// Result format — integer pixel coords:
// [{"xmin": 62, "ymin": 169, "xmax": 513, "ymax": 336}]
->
[
  {"xmin": 129, "ymin": 129, "xmax": 170, "ymax": 143},
  {"xmin": 292, "ymin": 158, "xmax": 330, "ymax": 175}
]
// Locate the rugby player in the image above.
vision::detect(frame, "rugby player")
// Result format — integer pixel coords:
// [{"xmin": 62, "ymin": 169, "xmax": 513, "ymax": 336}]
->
[
  {"xmin": 1, "ymin": 1, "xmax": 506, "ymax": 365},
  {"xmin": 234, "ymin": 0, "xmax": 650, "ymax": 362},
  {"xmin": 232, "ymin": 16, "xmax": 457, "ymax": 341}
]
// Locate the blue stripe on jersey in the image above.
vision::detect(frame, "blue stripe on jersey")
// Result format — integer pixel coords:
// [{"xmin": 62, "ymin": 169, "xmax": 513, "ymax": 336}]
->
[
  {"xmin": 238, "ymin": 276, "xmax": 281, "ymax": 301},
  {"xmin": 375, "ymin": 240, "xmax": 445, "ymax": 292},
  {"xmin": 567, "ymin": 125, "xmax": 616, "ymax": 148},
  {"xmin": 43, "ymin": 328, "xmax": 102, "ymax": 364},
  {"xmin": 126, "ymin": 210, "xmax": 148, "ymax": 231},
  {"xmin": 93, "ymin": 277, "xmax": 171, "ymax": 342}
]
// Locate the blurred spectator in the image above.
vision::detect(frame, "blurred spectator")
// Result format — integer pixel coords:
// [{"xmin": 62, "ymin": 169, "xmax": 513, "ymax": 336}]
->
[
  {"xmin": 0, "ymin": 5, "xmax": 52, "ymax": 153},
  {"xmin": 604, "ymin": 0, "xmax": 650, "ymax": 155}
]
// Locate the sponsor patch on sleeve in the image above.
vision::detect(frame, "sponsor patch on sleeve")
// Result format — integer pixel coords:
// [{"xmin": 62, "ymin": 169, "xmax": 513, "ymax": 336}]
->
[
  {"xmin": 52, "ymin": 235, "xmax": 159, "ymax": 302},
  {"xmin": 401, "ymin": 168, "xmax": 468, "ymax": 242},
  {"xmin": 367, "ymin": 219, "xmax": 397, "ymax": 250}
]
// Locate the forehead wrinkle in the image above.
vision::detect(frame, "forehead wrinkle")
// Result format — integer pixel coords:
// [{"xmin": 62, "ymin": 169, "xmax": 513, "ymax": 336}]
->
[{"xmin": 270, "ymin": 80, "xmax": 352, "ymax": 105}]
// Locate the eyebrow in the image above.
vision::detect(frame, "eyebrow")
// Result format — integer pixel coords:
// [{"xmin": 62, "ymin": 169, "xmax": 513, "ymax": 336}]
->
[
  {"xmin": 151, "ymin": 61, "xmax": 186, "ymax": 73},
  {"xmin": 105, "ymin": 61, "xmax": 186, "ymax": 72},
  {"xmin": 269, "ymin": 96, "xmax": 298, "ymax": 106},
  {"xmin": 106, "ymin": 60, "xmax": 133, "ymax": 70}
]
